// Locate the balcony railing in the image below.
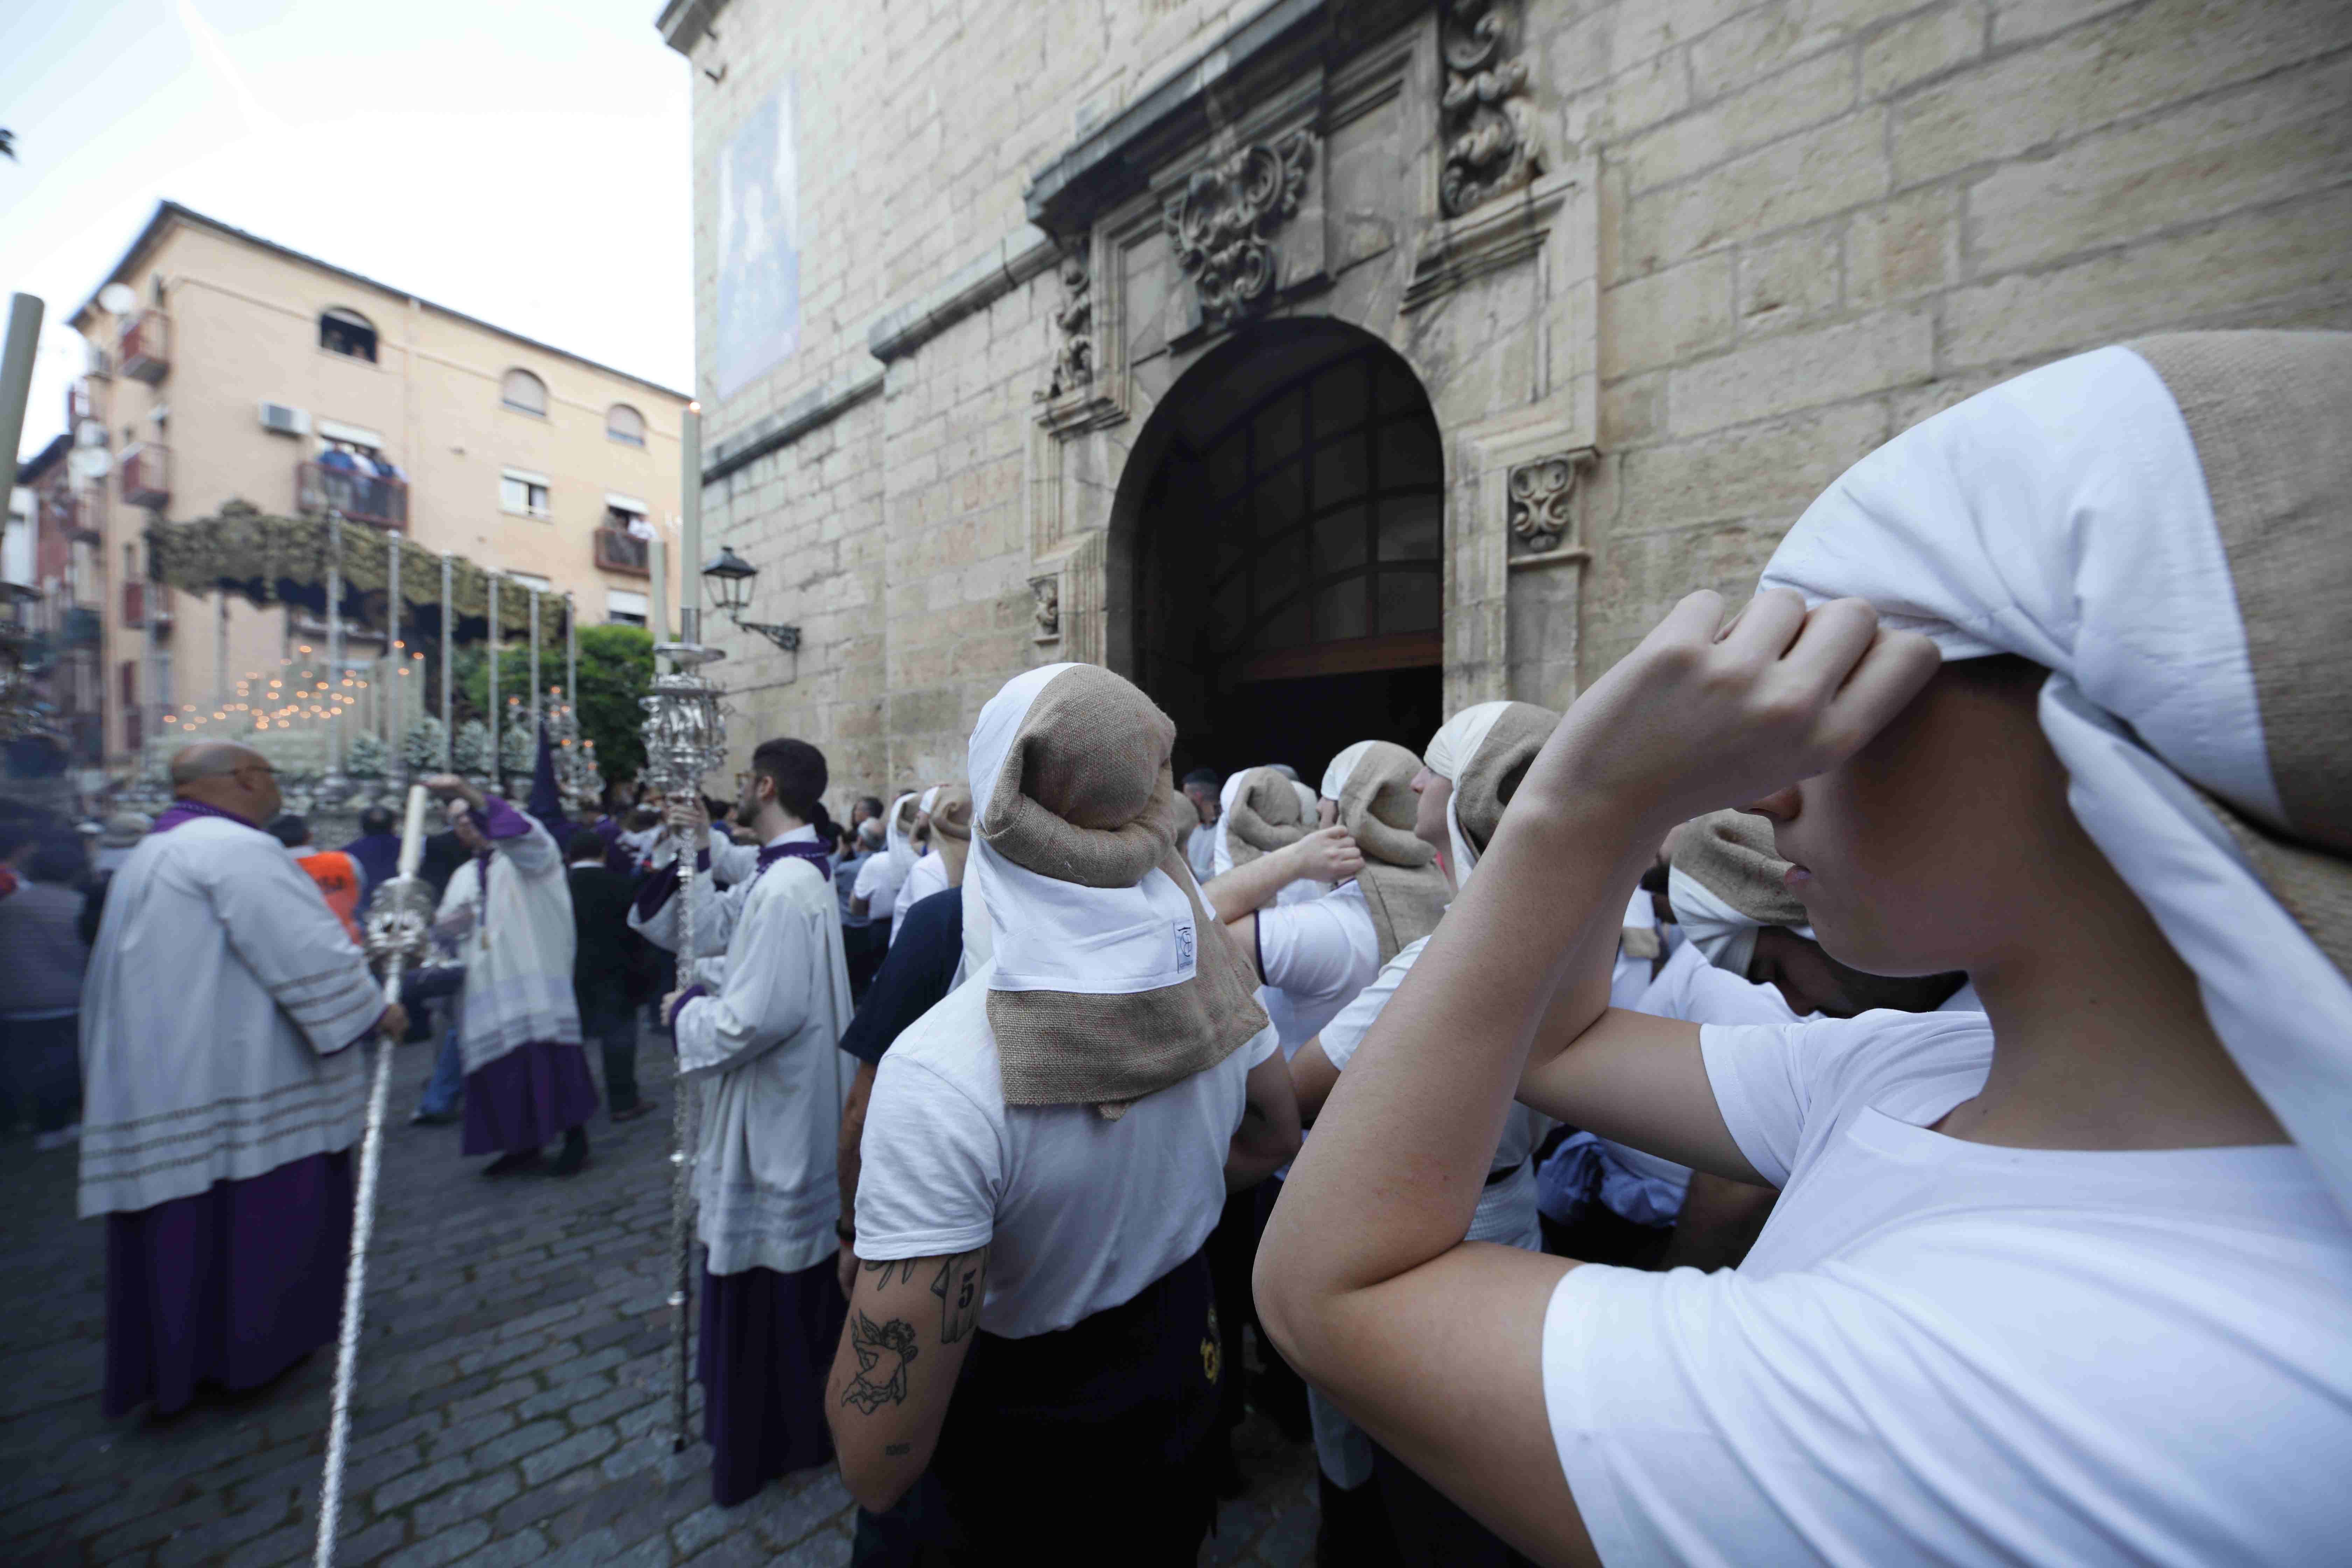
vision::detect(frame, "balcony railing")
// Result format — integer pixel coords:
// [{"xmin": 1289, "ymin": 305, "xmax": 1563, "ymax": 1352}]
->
[
  {"xmin": 296, "ymin": 461, "xmax": 408, "ymax": 530},
  {"xmin": 593, "ymin": 526, "xmax": 650, "ymax": 576},
  {"xmin": 119, "ymin": 310, "xmax": 170, "ymax": 384},
  {"xmin": 121, "ymin": 442, "xmax": 170, "ymax": 509}
]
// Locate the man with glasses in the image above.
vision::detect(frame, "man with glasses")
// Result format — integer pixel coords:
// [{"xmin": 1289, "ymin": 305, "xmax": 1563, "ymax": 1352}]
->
[{"xmin": 78, "ymin": 741, "xmax": 404, "ymax": 1416}]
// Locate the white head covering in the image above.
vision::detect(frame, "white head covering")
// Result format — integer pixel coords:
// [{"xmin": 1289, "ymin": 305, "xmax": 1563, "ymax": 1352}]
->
[
  {"xmin": 1319, "ymin": 741, "xmax": 1377, "ymax": 804},
  {"xmin": 1665, "ymin": 872, "xmax": 1765, "ymax": 976},
  {"xmin": 1424, "ymin": 702, "xmax": 1512, "ymax": 890},
  {"xmin": 1760, "ymin": 332, "xmax": 2352, "ymax": 1214},
  {"xmin": 969, "ymin": 666, "xmax": 1194, "ymax": 1002},
  {"xmin": 966, "ymin": 663, "xmax": 1266, "ymax": 1112},
  {"xmin": 883, "ymin": 791, "xmax": 920, "ymax": 876}
]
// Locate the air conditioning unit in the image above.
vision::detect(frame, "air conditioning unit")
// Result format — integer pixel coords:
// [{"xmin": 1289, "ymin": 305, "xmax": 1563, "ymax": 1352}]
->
[{"xmin": 259, "ymin": 401, "xmax": 309, "ymax": 436}]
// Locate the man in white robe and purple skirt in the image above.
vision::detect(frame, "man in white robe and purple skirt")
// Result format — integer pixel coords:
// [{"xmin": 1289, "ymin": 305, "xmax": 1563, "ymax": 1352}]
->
[
  {"xmin": 80, "ymin": 741, "xmax": 405, "ymax": 1416},
  {"xmin": 630, "ymin": 738, "xmax": 854, "ymax": 1507},
  {"xmin": 422, "ymin": 775, "xmax": 600, "ymax": 1175}
]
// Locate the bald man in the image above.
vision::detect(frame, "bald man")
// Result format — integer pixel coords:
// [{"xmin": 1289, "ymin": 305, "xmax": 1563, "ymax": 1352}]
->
[{"xmin": 79, "ymin": 742, "xmax": 405, "ymax": 1416}]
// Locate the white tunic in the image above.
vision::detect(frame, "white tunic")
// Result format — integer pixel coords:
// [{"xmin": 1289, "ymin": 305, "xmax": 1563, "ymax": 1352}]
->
[
  {"xmin": 631, "ymin": 826, "xmax": 856, "ymax": 1276},
  {"xmin": 435, "ymin": 802, "xmax": 580, "ymax": 1074},
  {"xmin": 78, "ymin": 811, "xmax": 383, "ymax": 1216}
]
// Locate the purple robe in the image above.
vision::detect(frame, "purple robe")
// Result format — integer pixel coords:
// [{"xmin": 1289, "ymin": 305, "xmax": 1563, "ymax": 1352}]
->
[
  {"xmin": 105, "ymin": 1150, "xmax": 353, "ymax": 1416},
  {"xmin": 696, "ymin": 1258, "xmax": 847, "ymax": 1506},
  {"xmin": 457, "ymin": 796, "xmax": 600, "ymax": 1154}
]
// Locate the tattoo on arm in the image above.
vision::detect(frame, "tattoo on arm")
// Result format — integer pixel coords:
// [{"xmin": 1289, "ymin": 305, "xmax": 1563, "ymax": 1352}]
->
[
  {"xmin": 930, "ymin": 1250, "xmax": 985, "ymax": 1344},
  {"xmin": 840, "ymin": 1310, "xmax": 919, "ymax": 1414},
  {"xmin": 860, "ymin": 1258, "xmax": 920, "ymax": 1288}
]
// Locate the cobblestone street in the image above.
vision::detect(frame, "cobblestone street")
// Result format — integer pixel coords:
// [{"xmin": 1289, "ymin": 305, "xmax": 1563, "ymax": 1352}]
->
[{"xmin": 0, "ymin": 1028, "xmax": 1315, "ymax": 1566}]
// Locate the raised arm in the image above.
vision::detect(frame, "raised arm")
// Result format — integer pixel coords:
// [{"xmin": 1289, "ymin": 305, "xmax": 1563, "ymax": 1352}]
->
[
  {"xmin": 626, "ymin": 798, "xmax": 740, "ymax": 958},
  {"xmin": 1201, "ymin": 826, "xmax": 1362, "ymax": 925},
  {"xmin": 1254, "ymin": 590, "xmax": 1938, "ymax": 1561}
]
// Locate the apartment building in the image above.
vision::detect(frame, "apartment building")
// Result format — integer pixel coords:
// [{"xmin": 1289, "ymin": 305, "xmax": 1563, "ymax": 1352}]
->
[{"xmin": 67, "ymin": 202, "xmax": 687, "ymax": 768}]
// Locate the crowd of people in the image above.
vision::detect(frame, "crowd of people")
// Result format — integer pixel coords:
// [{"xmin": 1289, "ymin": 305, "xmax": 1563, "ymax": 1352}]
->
[{"xmin": 9, "ymin": 331, "xmax": 2349, "ymax": 1565}]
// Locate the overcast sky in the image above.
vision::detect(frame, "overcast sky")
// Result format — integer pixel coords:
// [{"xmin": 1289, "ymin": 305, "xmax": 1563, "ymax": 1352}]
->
[{"xmin": 1, "ymin": 0, "xmax": 693, "ymax": 463}]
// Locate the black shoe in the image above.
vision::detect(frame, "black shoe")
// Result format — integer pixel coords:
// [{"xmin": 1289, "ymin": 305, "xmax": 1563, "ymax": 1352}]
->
[
  {"xmin": 483, "ymin": 1148, "xmax": 543, "ymax": 1176},
  {"xmin": 551, "ymin": 1128, "xmax": 589, "ymax": 1177},
  {"xmin": 410, "ymin": 1108, "xmax": 459, "ymax": 1127}
]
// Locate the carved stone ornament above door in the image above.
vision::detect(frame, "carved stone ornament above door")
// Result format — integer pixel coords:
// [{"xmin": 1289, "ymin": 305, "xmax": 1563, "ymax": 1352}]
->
[
  {"xmin": 1163, "ymin": 130, "xmax": 1318, "ymax": 331},
  {"xmin": 1041, "ymin": 248, "xmax": 1092, "ymax": 402},
  {"xmin": 1439, "ymin": 1, "xmax": 1542, "ymax": 219},
  {"xmin": 1506, "ymin": 448, "xmax": 1598, "ymax": 563}
]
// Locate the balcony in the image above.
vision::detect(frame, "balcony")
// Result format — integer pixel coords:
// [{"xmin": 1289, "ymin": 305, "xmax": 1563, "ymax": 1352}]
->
[
  {"xmin": 121, "ymin": 442, "xmax": 170, "ymax": 509},
  {"xmin": 62, "ymin": 607, "xmax": 102, "ymax": 647},
  {"xmin": 296, "ymin": 460, "xmax": 408, "ymax": 531},
  {"xmin": 122, "ymin": 581, "xmax": 169, "ymax": 632},
  {"xmin": 593, "ymin": 526, "xmax": 650, "ymax": 576},
  {"xmin": 119, "ymin": 310, "xmax": 170, "ymax": 384}
]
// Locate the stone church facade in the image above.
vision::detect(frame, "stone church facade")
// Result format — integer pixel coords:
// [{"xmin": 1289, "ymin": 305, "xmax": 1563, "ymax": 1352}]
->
[{"xmin": 661, "ymin": 0, "xmax": 2351, "ymax": 798}]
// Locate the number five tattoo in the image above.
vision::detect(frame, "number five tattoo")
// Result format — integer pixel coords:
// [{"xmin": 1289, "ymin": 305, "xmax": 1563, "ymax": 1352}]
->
[{"xmin": 931, "ymin": 1250, "xmax": 985, "ymax": 1345}]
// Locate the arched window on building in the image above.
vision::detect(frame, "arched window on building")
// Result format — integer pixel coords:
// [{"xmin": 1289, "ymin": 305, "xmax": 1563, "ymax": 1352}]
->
[
  {"xmin": 606, "ymin": 403, "xmax": 646, "ymax": 447},
  {"xmin": 500, "ymin": 369, "xmax": 548, "ymax": 416},
  {"xmin": 319, "ymin": 307, "xmax": 377, "ymax": 363}
]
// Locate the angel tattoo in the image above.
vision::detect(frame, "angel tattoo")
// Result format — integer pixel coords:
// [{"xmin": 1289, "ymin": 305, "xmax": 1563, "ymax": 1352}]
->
[{"xmin": 841, "ymin": 1311, "xmax": 920, "ymax": 1414}]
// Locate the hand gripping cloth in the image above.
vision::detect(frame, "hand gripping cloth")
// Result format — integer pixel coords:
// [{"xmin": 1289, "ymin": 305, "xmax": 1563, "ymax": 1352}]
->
[
  {"xmin": 1327, "ymin": 740, "xmax": 1452, "ymax": 962},
  {"xmin": 1759, "ymin": 330, "xmax": 2352, "ymax": 1218}
]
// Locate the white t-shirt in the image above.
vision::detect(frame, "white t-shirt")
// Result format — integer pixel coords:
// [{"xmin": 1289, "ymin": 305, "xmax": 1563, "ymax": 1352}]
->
[
  {"xmin": 1255, "ymin": 880, "xmax": 1378, "ymax": 1057},
  {"xmin": 852, "ymin": 851, "xmax": 905, "ymax": 922},
  {"xmin": 890, "ymin": 851, "xmax": 949, "ymax": 943},
  {"xmin": 1542, "ymin": 1010, "xmax": 2352, "ymax": 1567},
  {"xmin": 856, "ymin": 966, "xmax": 1283, "ymax": 1338}
]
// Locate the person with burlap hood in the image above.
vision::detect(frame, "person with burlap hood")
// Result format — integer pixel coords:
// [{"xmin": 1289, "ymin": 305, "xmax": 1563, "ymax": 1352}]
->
[
  {"xmin": 1258, "ymin": 332, "xmax": 2352, "ymax": 1566},
  {"xmin": 828, "ymin": 664, "xmax": 1300, "ymax": 1564},
  {"xmin": 1284, "ymin": 702, "xmax": 1561, "ymax": 1568}
]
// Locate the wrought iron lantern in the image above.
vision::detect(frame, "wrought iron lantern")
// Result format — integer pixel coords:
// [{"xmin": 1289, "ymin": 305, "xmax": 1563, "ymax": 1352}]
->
[{"xmin": 702, "ymin": 546, "xmax": 800, "ymax": 653}]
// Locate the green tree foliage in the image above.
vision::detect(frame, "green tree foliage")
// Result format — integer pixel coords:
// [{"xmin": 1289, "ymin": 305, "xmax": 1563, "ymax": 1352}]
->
[{"xmin": 451, "ymin": 625, "xmax": 653, "ymax": 787}]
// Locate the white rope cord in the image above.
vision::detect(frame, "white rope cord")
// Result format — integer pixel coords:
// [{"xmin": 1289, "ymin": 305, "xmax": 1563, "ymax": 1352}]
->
[{"xmin": 313, "ymin": 979, "xmax": 402, "ymax": 1567}]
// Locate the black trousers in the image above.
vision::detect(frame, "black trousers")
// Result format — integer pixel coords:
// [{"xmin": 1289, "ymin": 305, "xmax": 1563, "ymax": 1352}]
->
[{"xmin": 924, "ymin": 1248, "xmax": 1221, "ymax": 1566}]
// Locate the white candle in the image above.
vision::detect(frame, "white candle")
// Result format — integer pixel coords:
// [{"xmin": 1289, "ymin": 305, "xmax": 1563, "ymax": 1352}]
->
[
  {"xmin": 396, "ymin": 783, "xmax": 429, "ymax": 877},
  {"xmin": 649, "ymin": 530, "xmax": 667, "ymax": 646}
]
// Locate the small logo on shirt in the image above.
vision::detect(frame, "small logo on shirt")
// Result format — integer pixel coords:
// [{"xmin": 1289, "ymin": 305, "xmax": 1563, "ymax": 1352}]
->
[{"xmin": 1175, "ymin": 922, "xmax": 1196, "ymax": 968}]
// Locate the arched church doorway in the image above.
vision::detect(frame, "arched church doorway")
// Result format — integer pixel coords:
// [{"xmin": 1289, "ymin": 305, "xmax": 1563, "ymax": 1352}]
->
[{"xmin": 1121, "ymin": 321, "xmax": 1444, "ymax": 782}]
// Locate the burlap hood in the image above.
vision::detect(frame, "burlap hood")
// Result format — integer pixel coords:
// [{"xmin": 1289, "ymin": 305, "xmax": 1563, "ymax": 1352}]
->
[
  {"xmin": 972, "ymin": 663, "xmax": 1268, "ymax": 1118},
  {"xmin": 1664, "ymin": 809, "xmax": 1810, "ymax": 975},
  {"xmin": 1224, "ymin": 766, "xmax": 1309, "ymax": 867},
  {"xmin": 1327, "ymin": 740, "xmax": 1451, "ymax": 962},
  {"xmin": 1430, "ymin": 701, "xmax": 1560, "ymax": 890},
  {"xmin": 1760, "ymin": 329, "xmax": 2352, "ymax": 1215}
]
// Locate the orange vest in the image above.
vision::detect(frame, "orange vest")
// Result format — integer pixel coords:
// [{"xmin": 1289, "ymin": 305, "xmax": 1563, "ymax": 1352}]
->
[{"xmin": 298, "ymin": 849, "xmax": 365, "ymax": 943}]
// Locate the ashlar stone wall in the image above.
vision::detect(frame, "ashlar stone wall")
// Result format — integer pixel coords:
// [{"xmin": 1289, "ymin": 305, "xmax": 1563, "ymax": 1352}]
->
[{"xmin": 674, "ymin": 0, "xmax": 2352, "ymax": 806}]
